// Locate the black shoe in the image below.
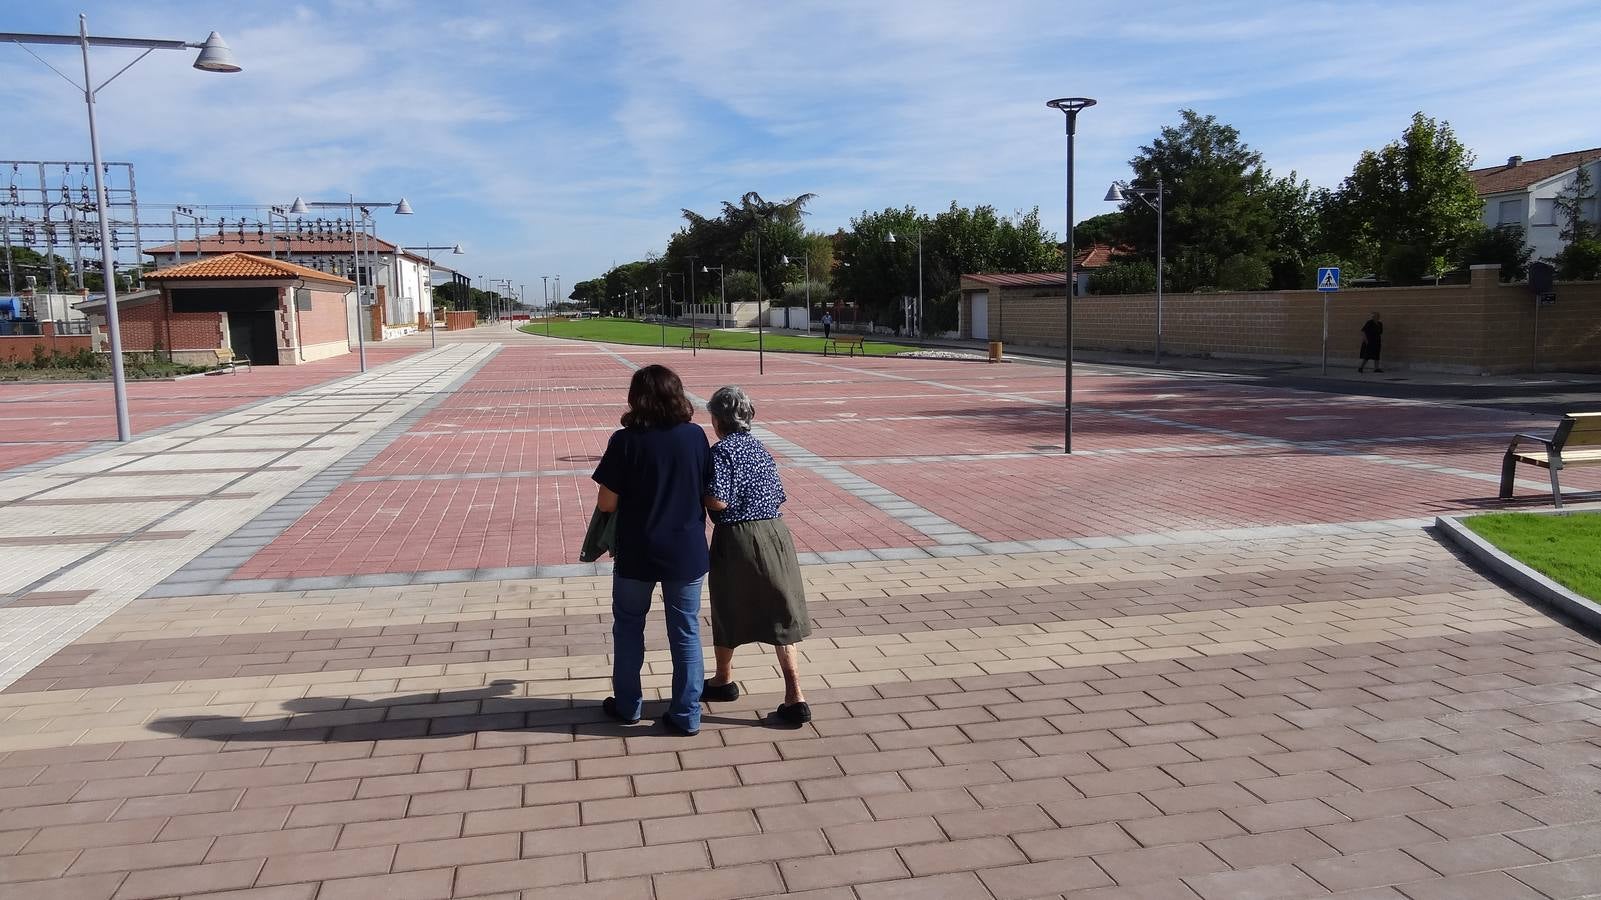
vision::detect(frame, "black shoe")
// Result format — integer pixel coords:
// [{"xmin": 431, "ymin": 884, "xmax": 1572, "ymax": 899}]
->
[
  {"xmin": 775, "ymin": 701, "xmax": 812, "ymax": 725},
  {"xmin": 662, "ymin": 716, "xmax": 700, "ymax": 737},
  {"xmin": 702, "ymin": 680, "xmax": 740, "ymax": 703},
  {"xmin": 1374, "ymin": 368, "xmax": 1384, "ymax": 373},
  {"xmin": 602, "ymin": 697, "xmax": 639, "ymax": 725}
]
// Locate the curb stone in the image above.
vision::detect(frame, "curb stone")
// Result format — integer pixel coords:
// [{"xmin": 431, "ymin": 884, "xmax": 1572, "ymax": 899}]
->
[{"xmin": 1434, "ymin": 510, "xmax": 1601, "ymax": 632}]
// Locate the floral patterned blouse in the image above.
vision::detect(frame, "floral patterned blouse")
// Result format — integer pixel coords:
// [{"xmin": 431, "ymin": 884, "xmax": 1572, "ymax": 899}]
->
[{"xmin": 706, "ymin": 431, "xmax": 786, "ymax": 525}]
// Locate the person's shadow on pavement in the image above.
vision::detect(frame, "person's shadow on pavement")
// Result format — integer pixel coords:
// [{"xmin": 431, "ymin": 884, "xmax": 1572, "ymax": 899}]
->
[{"xmin": 148, "ymin": 678, "xmax": 796, "ymax": 743}]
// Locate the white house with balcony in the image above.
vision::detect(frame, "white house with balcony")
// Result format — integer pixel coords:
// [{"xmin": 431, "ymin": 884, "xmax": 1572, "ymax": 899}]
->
[{"xmin": 1471, "ymin": 149, "xmax": 1600, "ymax": 263}]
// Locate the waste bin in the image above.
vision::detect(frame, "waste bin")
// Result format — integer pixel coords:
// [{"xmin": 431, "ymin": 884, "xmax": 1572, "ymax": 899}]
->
[{"xmin": 988, "ymin": 341, "xmax": 1003, "ymax": 363}]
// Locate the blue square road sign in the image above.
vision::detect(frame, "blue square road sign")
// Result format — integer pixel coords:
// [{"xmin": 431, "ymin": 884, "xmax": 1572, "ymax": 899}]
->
[{"xmin": 1317, "ymin": 267, "xmax": 1340, "ymax": 292}]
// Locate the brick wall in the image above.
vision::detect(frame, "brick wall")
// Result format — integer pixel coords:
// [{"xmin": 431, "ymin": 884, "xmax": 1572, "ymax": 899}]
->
[
  {"xmin": 963, "ymin": 267, "xmax": 1601, "ymax": 374},
  {"xmin": 297, "ymin": 288, "xmax": 349, "ymax": 347},
  {"xmin": 112, "ymin": 298, "xmax": 224, "ymax": 354},
  {"xmin": 0, "ymin": 323, "xmax": 92, "ymax": 363}
]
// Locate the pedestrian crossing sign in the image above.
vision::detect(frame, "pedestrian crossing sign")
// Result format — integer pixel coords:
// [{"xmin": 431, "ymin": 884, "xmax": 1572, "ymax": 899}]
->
[{"xmin": 1317, "ymin": 267, "xmax": 1340, "ymax": 292}]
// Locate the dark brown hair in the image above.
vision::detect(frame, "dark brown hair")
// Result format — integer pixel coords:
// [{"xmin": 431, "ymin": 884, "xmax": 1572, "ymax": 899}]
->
[{"xmin": 621, "ymin": 364, "xmax": 694, "ymax": 429}]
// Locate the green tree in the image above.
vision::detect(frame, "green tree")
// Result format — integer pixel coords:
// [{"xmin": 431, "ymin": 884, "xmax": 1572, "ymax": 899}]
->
[
  {"xmin": 1261, "ymin": 177, "xmax": 1322, "ymax": 289},
  {"xmin": 1088, "ymin": 259, "xmax": 1156, "ymax": 295},
  {"xmin": 1554, "ymin": 240, "xmax": 1601, "ymax": 280},
  {"xmin": 1216, "ymin": 253, "xmax": 1272, "ymax": 292},
  {"xmin": 1550, "ymin": 161, "xmax": 1600, "ymax": 280},
  {"xmin": 1074, "ymin": 211, "xmax": 1127, "ymax": 248},
  {"xmin": 568, "ymin": 278, "xmax": 606, "ymax": 309},
  {"xmin": 718, "ymin": 192, "xmax": 815, "ymax": 301},
  {"xmin": 1459, "ymin": 225, "xmax": 1534, "ymax": 282},
  {"xmin": 1122, "ymin": 110, "xmax": 1275, "ymax": 292},
  {"xmin": 1553, "ymin": 161, "xmax": 1596, "ymax": 244},
  {"xmin": 1324, "ymin": 111, "xmax": 1482, "ymax": 283}
]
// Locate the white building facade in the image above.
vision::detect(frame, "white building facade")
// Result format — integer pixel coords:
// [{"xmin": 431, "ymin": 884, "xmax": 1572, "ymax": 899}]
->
[{"xmin": 1472, "ymin": 150, "xmax": 1601, "ymax": 264}]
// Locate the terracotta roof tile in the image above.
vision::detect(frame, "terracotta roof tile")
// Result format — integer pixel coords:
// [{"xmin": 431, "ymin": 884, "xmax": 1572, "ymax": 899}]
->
[
  {"xmin": 143, "ymin": 252, "xmax": 354, "ymax": 285},
  {"xmin": 962, "ymin": 272, "xmax": 1070, "ymax": 287},
  {"xmin": 1470, "ymin": 148, "xmax": 1600, "ymax": 195},
  {"xmin": 963, "ymin": 245, "xmax": 1133, "ymax": 287}
]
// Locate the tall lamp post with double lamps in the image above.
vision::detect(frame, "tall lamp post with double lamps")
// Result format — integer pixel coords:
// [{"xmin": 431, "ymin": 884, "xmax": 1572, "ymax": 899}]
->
[
  {"xmin": 402, "ymin": 244, "xmax": 463, "ymax": 348},
  {"xmin": 1046, "ymin": 96, "xmax": 1095, "ymax": 454},
  {"xmin": 1, "ymin": 15, "xmax": 241, "ymax": 441},
  {"xmin": 289, "ymin": 195, "xmax": 414, "ymax": 372},
  {"xmin": 1104, "ymin": 180, "xmax": 1166, "ymax": 365}
]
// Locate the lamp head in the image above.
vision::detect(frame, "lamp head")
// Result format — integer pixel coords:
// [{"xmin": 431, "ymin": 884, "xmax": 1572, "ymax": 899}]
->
[
  {"xmin": 883, "ymin": 231, "xmax": 897, "ymax": 244},
  {"xmin": 1104, "ymin": 183, "xmax": 1126, "ymax": 203},
  {"xmin": 1046, "ymin": 97, "xmax": 1097, "ymax": 113},
  {"xmin": 394, "ymin": 198, "xmax": 414, "ymax": 215},
  {"xmin": 288, "ymin": 197, "xmax": 310, "ymax": 215},
  {"xmin": 452, "ymin": 244, "xmax": 463, "ymax": 254},
  {"xmin": 191, "ymin": 32, "xmax": 241, "ymax": 73}
]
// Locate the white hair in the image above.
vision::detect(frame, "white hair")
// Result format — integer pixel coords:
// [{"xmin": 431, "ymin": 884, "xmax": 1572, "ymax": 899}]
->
[{"xmin": 707, "ymin": 385, "xmax": 755, "ymax": 432}]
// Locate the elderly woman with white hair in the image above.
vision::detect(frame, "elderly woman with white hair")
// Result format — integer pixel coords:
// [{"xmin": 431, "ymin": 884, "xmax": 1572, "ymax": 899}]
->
[{"xmin": 700, "ymin": 385, "xmax": 812, "ymax": 724}]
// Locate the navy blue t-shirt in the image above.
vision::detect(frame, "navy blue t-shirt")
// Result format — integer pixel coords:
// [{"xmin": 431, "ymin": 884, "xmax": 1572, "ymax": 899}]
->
[{"xmin": 592, "ymin": 422, "xmax": 713, "ymax": 582}]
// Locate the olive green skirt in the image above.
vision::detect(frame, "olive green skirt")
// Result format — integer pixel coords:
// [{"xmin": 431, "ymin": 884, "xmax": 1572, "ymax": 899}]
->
[{"xmin": 708, "ymin": 518, "xmax": 811, "ymax": 648}]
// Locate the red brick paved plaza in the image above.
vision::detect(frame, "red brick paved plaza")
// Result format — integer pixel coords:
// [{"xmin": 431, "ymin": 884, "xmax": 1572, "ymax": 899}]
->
[{"xmin": 0, "ymin": 327, "xmax": 1598, "ymax": 899}]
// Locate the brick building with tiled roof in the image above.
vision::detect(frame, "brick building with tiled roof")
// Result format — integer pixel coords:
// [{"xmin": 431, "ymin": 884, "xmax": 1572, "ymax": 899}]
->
[
  {"xmin": 144, "ymin": 231, "xmax": 435, "ymax": 339},
  {"xmin": 79, "ymin": 252, "xmax": 357, "ymax": 366}
]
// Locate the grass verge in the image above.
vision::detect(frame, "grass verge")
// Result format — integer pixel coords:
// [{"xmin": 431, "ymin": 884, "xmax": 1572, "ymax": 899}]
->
[
  {"xmin": 0, "ymin": 350, "xmax": 208, "ymax": 381},
  {"xmin": 1463, "ymin": 511, "xmax": 1601, "ymax": 600},
  {"xmin": 520, "ymin": 318, "xmax": 917, "ymax": 356}
]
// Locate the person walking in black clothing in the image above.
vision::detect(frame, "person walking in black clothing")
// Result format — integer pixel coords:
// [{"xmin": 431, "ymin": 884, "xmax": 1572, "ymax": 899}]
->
[{"xmin": 1357, "ymin": 312, "xmax": 1384, "ymax": 373}]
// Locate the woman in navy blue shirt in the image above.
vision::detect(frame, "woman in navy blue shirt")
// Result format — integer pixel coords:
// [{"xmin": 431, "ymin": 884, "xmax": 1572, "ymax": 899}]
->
[{"xmin": 592, "ymin": 365, "xmax": 712, "ymax": 736}]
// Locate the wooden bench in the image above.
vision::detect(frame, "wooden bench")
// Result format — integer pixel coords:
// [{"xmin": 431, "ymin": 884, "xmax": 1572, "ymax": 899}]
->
[
  {"xmin": 823, "ymin": 334, "xmax": 866, "ymax": 357},
  {"xmin": 1499, "ymin": 412, "xmax": 1601, "ymax": 509},
  {"xmin": 206, "ymin": 348, "xmax": 251, "ymax": 375},
  {"xmin": 679, "ymin": 331, "xmax": 712, "ymax": 354}
]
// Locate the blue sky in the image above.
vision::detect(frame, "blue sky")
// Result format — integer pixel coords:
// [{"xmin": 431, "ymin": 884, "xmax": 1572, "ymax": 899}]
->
[{"xmin": 7, "ymin": 0, "xmax": 1601, "ymax": 297}]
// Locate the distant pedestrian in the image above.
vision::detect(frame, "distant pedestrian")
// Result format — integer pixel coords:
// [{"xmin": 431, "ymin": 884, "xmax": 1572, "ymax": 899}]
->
[
  {"xmin": 701, "ymin": 386, "xmax": 813, "ymax": 725},
  {"xmin": 821, "ymin": 311, "xmax": 833, "ymax": 340},
  {"xmin": 592, "ymin": 364, "xmax": 713, "ymax": 736},
  {"xmin": 1357, "ymin": 312, "xmax": 1384, "ymax": 373}
]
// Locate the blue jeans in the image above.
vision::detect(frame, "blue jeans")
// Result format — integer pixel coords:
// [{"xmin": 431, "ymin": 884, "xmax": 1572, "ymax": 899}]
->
[{"xmin": 611, "ymin": 574, "xmax": 704, "ymax": 732}]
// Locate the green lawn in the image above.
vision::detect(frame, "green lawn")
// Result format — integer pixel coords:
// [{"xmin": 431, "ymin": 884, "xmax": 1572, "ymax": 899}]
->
[
  {"xmin": 520, "ymin": 318, "xmax": 917, "ymax": 356},
  {"xmin": 1464, "ymin": 511, "xmax": 1601, "ymax": 600}
]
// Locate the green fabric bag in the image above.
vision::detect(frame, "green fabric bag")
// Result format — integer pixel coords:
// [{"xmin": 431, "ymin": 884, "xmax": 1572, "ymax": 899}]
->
[{"xmin": 579, "ymin": 507, "xmax": 616, "ymax": 562}]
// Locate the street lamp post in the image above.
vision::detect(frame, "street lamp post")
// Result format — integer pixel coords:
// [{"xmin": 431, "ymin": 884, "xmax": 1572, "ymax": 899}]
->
[
  {"xmin": 289, "ymin": 195, "xmax": 413, "ymax": 372},
  {"xmin": 402, "ymin": 244, "xmax": 463, "ymax": 349},
  {"xmin": 686, "ymin": 256, "xmax": 697, "ymax": 328},
  {"xmin": 666, "ymin": 271, "xmax": 684, "ymax": 325},
  {"xmin": 781, "ymin": 252, "xmax": 810, "ymax": 332},
  {"xmin": 702, "ymin": 265, "xmax": 725, "ymax": 326},
  {"xmin": 881, "ymin": 232, "xmax": 922, "ymax": 336},
  {"xmin": 541, "ymin": 275, "xmax": 550, "ymax": 336},
  {"xmin": 1047, "ymin": 97, "xmax": 1095, "ymax": 455},
  {"xmin": 754, "ymin": 232, "xmax": 765, "ymax": 375},
  {"xmin": 2, "ymin": 16, "xmax": 241, "ymax": 441},
  {"xmin": 1105, "ymin": 180, "xmax": 1165, "ymax": 365}
]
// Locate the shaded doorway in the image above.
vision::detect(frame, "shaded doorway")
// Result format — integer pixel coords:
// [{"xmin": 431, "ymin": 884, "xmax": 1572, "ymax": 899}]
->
[{"xmin": 227, "ymin": 309, "xmax": 279, "ymax": 365}]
